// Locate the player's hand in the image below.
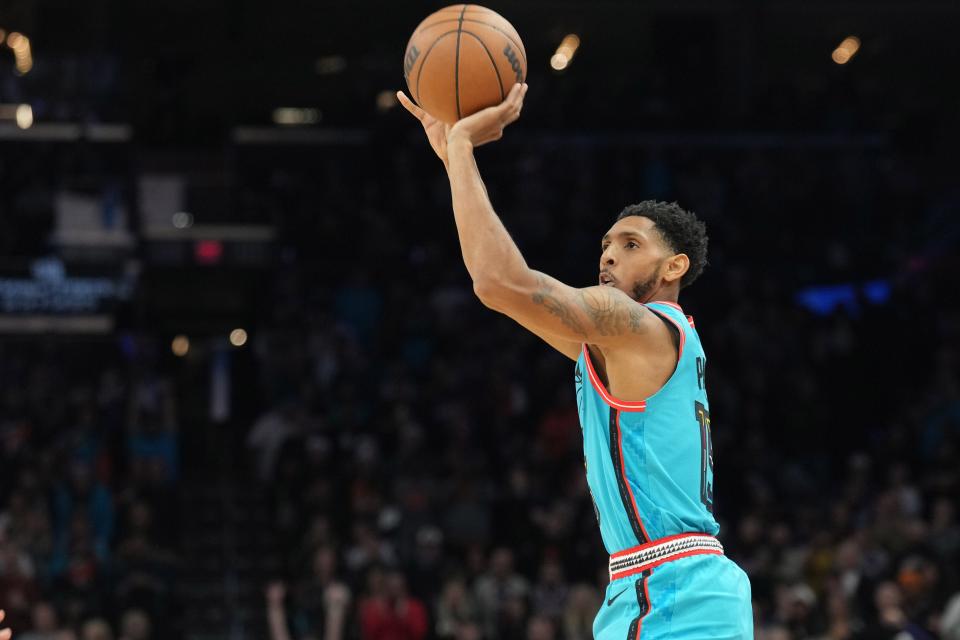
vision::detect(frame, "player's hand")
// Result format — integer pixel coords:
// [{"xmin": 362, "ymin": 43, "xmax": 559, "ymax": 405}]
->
[
  {"xmin": 397, "ymin": 90, "xmax": 453, "ymax": 165},
  {"xmin": 447, "ymin": 82, "xmax": 527, "ymax": 149},
  {"xmin": 0, "ymin": 608, "xmax": 12, "ymax": 640}
]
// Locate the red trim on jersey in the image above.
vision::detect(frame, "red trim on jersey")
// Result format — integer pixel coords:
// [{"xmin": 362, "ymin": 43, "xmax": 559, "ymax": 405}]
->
[
  {"xmin": 616, "ymin": 411, "xmax": 653, "ymax": 543},
  {"xmin": 649, "ymin": 300, "xmax": 683, "ymax": 312},
  {"xmin": 611, "ymin": 549, "xmax": 724, "ymax": 582},
  {"xmin": 610, "ymin": 532, "xmax": 713, "ymax": 559},
  {"xmin": 581, "ymin": 345, "xmax": 647, "ymax": 412},
  {"xmin": 686, "ymin": 315, "xmax": 695, "ymax": 329},
  {"xmin": 645, "ymin": 306, "xmax": 686, "ymax": 360}
]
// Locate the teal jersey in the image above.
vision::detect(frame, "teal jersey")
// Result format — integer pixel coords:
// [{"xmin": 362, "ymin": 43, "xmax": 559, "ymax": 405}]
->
[{"xmin": 574, "ymin": 301, "xmax": 718, "ymax": 554}]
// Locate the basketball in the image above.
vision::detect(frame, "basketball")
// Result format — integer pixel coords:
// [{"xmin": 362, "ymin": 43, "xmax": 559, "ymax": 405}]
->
[{"xmin": 403, "ymin": 5, "xmax": 527, "ymax": 124}]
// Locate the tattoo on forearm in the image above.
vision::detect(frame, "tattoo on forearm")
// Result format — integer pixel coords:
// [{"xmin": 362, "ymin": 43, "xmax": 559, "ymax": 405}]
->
[
  {"xmin": 627, "ymin": 305, "xmax": 646, "ymax": 332},
  {"xmin": 532, "ymin": 276, "xmax": 588, "ymax": 337},
  {"xmin": 531, "ymin": 275, "xmax": 649, "ymax": 338}
]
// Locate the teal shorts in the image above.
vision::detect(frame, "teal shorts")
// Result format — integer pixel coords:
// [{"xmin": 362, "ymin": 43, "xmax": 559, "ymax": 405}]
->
[{"xmin": 594, "ymin": 554, "xmax": 753, "ymax": 639}]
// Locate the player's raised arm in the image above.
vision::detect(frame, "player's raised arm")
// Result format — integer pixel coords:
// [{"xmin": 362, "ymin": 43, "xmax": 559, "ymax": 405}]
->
[{"xmin": 399, "ymin": 83, "xmax": 674, "ymax": 355}]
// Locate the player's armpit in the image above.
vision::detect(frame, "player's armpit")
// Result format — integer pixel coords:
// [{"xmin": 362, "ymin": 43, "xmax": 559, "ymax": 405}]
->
[
  {"xmin": 488, "ymin": 304, "xmax": 581, "ymax": 361},
  {"xmin": 473, "ymin": 269, "xmax": 660, "ymax": 347}
]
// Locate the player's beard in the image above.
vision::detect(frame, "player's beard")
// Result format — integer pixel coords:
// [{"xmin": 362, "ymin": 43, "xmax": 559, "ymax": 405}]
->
[{"xmin": 629, "ymin": 269, "xmax": 661, "ymax": 302}]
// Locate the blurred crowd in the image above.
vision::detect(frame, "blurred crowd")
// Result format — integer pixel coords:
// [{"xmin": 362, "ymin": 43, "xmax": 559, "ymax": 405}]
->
[{"xmin": 0, "ymin": 339, "xmax": 180, "ymax": 639}]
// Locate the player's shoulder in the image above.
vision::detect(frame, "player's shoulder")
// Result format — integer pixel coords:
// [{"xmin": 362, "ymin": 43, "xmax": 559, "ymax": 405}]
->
[
  {"xmin": 644, "ymin": 300, "xmax": 693, "ymax": 331},
  {"xmin": 643, "ymin": 300, "xmax": 706, "ymax": 356}
]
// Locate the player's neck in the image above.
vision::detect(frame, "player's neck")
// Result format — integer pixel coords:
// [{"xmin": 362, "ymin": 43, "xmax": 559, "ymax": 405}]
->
[{"xmin": 644, "ymin": 284, "xmax": 680, "ymax": 305}]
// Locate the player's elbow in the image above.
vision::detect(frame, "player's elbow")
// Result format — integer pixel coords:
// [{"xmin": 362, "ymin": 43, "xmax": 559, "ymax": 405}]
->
[{"xmin": 472, "ymin": 277, "xmax": 507, "ymax": 310}]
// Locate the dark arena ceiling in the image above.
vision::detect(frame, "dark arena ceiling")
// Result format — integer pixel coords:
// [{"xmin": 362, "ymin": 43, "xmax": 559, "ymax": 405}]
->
[{"xmin": 0, "ymin": 0, "xmax": 957, "ymax": 145}]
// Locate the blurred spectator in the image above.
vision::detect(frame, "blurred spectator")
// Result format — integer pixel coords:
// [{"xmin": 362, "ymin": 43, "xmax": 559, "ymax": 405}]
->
[
  {"xmin": 526, "ymin": 614, "xmax": 556, "ymax": 640},
  {"xmin": 248, "ymin": 404, "xmax": 302, "ymax": 483},
  {"xmin": 80, "ymin": 618, "xmax": 114, "ymax": 640},
  {"xmin": 117, "ymin": 609, "xmax": 151, "ymax": 640},
  {"xmin": 358, "ymin": 568, "xmax": 428, "ymax": 640},
  {"xmin": 943, "ymin": 591, "xmax": 960, "ymax": 640},
  {"xmin": 531, "ymin": 558, "xmax": 568, "ymax": 622},
  {"xmin": 434, "ymin": 577, "xmax": 478, "ymax": 639},
  {"xmin": 474, "ymin": 548, "xmax": 529, "ymax": 638},
  {"xmin": 113, "ymin": 500, "xmax": 176, "ymax": 613},
  {"xmin": 50, "ymin": 462, "xmax": 114, "ymax": 570},
  {"xmin": 0, "ymin": 527, "xmax": 40, "ymax": 631},
  {"xmin": 18, "ymin": 602, "xmax": 65, "ymax": 640},
  {"xmin": 562, "ymin": 584, "xmax": 602, "ymax": 640},
  {"xmin": 286, "ymin": 545, "xmax": 352, "ymax": 639},
  {"xmin": 126, "ymin": 375, "xmax": 179, "ymax": 486}
]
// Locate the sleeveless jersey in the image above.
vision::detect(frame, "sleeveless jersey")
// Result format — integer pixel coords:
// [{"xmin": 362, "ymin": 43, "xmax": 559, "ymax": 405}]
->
[{"xmin": 574, "ymin": 300, "xmax": 718, "ymax": 554}]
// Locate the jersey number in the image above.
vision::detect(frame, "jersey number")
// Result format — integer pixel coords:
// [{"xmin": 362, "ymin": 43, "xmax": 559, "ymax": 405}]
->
[{"xmin": 695, "ymin": 401, "xmax": 714, "ymax": 513}]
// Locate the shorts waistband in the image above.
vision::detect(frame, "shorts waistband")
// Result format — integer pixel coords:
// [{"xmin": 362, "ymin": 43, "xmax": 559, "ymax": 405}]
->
[{"xmin": 609, "ymin": 533, "xmax": 724, "ymax": 581}]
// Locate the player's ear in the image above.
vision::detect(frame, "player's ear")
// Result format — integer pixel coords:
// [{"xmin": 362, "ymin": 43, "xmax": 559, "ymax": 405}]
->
[{"xmin": 663, "ymin": 253, "xmax": 690, "ymax": 284}]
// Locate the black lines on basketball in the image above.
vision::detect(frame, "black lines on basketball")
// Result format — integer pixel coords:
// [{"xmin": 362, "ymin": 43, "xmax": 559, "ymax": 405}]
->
[
  {"xmin": 414, "ymin": 19, "xmax": 527, "ymax": 66},
  {"xmin": 454, "ymin": 4, "xmax": 468, "ymax": 120},
  {"xmin": 462, "ymin": 31, "xmax": 504, "ymax": 101},
  {"xmin": 415, "ymin": 30, "xmax": 458, "ymax": 106},
  {"xmin": 466, "ymin": 20, "xmax": 526, "ymax": 65}
]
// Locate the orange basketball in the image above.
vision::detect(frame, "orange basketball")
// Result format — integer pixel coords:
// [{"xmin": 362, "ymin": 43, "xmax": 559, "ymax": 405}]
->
[{"xmin": 403, "ymin": 5, "xmax": 527, "ymax": 124}]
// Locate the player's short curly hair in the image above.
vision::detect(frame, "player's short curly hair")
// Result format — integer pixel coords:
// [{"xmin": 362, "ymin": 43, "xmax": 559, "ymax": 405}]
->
[{"xmin": 616, "ymin": 200, "xmax": 709, "ymax": 288}]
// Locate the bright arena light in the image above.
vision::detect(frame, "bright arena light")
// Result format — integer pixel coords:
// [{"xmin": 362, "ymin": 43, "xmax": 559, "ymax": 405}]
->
[
  {"xmin": 15, "ymin": 104, "xmax": 33, "ymax": 129},
  {"xmin": 832, "ymin": 36, "xmax": 861, "ymax": 65},
  {"xmin": 376, "ymin": 90, "xmax": 398, "ymax": 112},
  {"xmin": 7, "ymin": 32, "xmax": 32, "ymax": 74},
  {"xmin": 551, "ymin": 34, "xmax": 580, "ymax": 72},
  {"xmin": 229, "ymin": 328, "xmax": 248, "ymax": 347},
  {"xmin": 172, "ymin": 335, "xmax": 190, "ymax": 357},
  {"xmin": 172, "ymin": 211, "xmax": 194, "ymax": 229},
  {"xmin": 272, "ymin": 107, "xmax": 321, "ymax": 125}
]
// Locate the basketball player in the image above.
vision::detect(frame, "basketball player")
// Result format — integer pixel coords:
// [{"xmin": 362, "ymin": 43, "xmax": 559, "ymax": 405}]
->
[{"xmin": 398, "ymin": 82, "xmax": 753, "ymax": 638}]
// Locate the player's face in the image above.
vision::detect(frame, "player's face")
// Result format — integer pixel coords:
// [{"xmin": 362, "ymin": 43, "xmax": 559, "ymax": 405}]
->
[{"xmin": 599, "ymin": 216, "xmax": 672, "ymax": 302}]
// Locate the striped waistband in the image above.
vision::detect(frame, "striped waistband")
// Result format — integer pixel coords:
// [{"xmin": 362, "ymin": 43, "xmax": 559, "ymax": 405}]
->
[{"xmin": 609, "ymin": 533, "xmax": 724, "ymax": 581}]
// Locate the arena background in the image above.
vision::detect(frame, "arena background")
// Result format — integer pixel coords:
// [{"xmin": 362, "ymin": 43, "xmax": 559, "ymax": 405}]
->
[{"xmin": 1, "ymin": 1, "xmax": 958, "ymax": 639}]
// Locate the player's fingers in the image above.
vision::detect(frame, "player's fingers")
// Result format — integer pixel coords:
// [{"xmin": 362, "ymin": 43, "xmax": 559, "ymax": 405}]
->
[
  {"xmin": 505, "ymin": 82, "xmax": 524, "ymax": 108},
  {"xmin": 0, "ymin": 628, "xmax": 10, "ymax": 640},
  {"xmin": 505, "ymin": 83, "xmax": 527, "ymax": 118},
  {"xmin": 495, "ymin": 83, "xmax": 520, "ymax": 115},
  {"xmin": 396, "ymin": 91, "xmax": 426, "ymax": 120},
  {"xmin": 497, "ymin": 89, "xmax": 523, "ymax": 122}
]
